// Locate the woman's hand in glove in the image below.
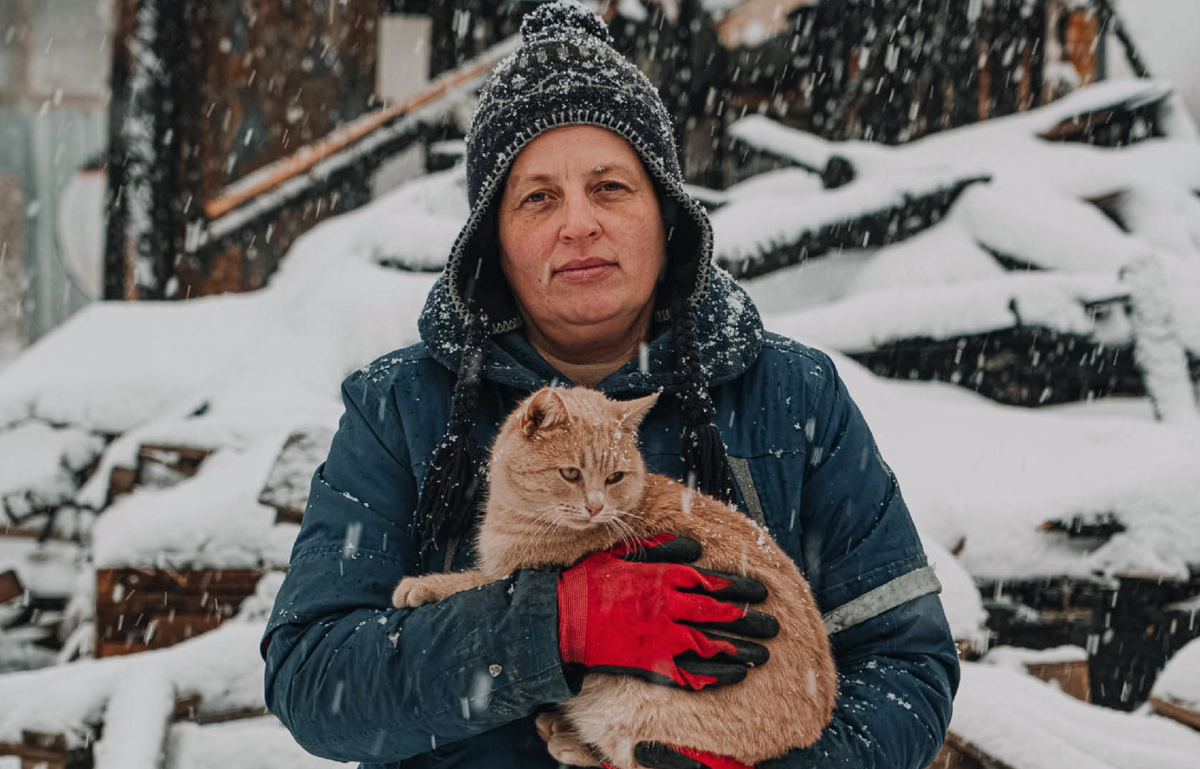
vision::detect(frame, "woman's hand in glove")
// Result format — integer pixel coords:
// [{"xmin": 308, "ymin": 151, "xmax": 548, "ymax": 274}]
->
[
  {"xmin": 626, "ymin": 743, "xmax": 753, "ymax": 769},
  {"xmin": 557, "ymin": 533, "xmax": 779, "ymax": 691}
]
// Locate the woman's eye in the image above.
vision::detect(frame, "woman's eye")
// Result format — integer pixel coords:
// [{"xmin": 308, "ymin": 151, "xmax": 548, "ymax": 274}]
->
[
  {"xmin": 606, "ymin": 471, "xmax": 624, "ymax": 484},
  {"xmin": 560, "ymin": 467, "xmax": 581, "ymax": 482},
  {"xmin": 599, "ymin": 182, "xmax": 625, "ymax": 193},
  {"xmin": 523, "ymin": 191, "xmax": 548, "ymax": 204}
]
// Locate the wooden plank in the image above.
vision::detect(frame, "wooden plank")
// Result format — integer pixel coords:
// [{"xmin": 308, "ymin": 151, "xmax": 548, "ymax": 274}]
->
[
  {"xmin": 106, "ymin": 466, "xmax": 137, "ymax": 505},
  {"xmin": 1150, "ymin": 695, "xmax": 1200, "ymax": 732},
  {"xmin": 203, "ymin": 45, "xmax": 509, "ymax": 221},
  {"xmin": 94, "ymin": 568, "xmax": 262, "ymax": 657},
  {"xmin": 943, "ymin": 732, "xmax": 1020, "ymax": 769},
  {"xmin": 257, "ymin": 426, "xmax": 336, "ymax": 524},
  {"xmin": 0, "ymin": 569, "xmax": 23, "ymax": 604},
  {"xmin": 715, "ymin": 0, "xmax": 818, "ymax": 49},
  {"xmin": 0, "ymin": 731, "xmax": 95, "ymax": 769},
  {"xmin": 924, "ymin": 737, "xmax": 985, "ymax": 769},
  {"xmin": 96, "ymin": 616, "xmax": 227, "ymax": 658},
  {"xmin": 96, "ymin": 568, "xmax": 263, "ymax": 602}
]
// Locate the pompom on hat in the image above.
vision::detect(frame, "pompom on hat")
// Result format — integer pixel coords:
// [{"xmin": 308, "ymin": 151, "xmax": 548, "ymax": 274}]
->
[{"xmin": 416, "ymin": 0, "xmax": 733, "ymax": 559}]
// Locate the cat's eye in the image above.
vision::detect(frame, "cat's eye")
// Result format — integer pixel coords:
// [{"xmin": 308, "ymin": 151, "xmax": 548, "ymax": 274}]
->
[
  {"xmin": 559, "ymin": 467, "xmax": 581, "ymax": 482},
  {"xmin": 606, "ymin": 471, "xmax": 624, "ymax": 484}
]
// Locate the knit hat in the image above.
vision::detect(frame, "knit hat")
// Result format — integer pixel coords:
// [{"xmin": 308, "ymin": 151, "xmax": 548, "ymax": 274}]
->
[{"xmin": 417, "ymin": 0, "xmax": 733, "ymax": 558}]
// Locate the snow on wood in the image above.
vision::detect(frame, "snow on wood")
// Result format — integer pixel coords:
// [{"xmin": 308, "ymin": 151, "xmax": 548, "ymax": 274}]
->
[
  {"xmin": 0, "ymin": 538, "xmax": 82, "ymax": 602},
  {"xmin": 0, "ymin": 423, "xmax": 104, "ymax": 524},
  {"xmin": 1151, "ymin": 639, "xmax": 1200, "ymax": 729},
  {"xmin": 92, "ymin": 666, "xmax": 174, "ymax": 769},
  {"xmin": 90, "ymin": 445, "xmax": 280, "ymax": 571},
  {"xmin": 950, "ymin": 661, "xmax": 1200, "ymax": 769},
  {"xmin": 763, "ymin": 273, "xmax": 1120, "ymax": 354},
  {"xmin": 257, "ymin": 426, "xmax": 336, "ymax": 525},
  {"xmin": 723, "ymin": 81, "xmax": 1200, "ymax": 316},
  {"xmin": 985, "ymin": 645, "xmax": 1092, "ymax": 702}
]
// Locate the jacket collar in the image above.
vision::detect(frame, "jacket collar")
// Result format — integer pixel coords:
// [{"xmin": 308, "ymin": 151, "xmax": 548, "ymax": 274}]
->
[{"xmin": 417, "ymin": 267, "xmax": 763, "ymax": 395}]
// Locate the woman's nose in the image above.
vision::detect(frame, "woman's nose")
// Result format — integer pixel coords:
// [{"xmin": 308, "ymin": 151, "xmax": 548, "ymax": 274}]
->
[{"xmin": 559, "ymin": 193, "xmax": 601, "ymax": 243}]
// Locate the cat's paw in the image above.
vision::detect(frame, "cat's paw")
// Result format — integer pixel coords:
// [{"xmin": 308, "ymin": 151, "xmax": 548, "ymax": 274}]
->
[
  {"xmin": 535, "ymin": 711, "xmax": 567, "ymax": 743},
  {"xmin": 391, "ymin": 577, "xmax": 440, "ymax": 608},
  {"xmin": 546, "ymin": 734, "xmax": 603, "ymax": 767}
]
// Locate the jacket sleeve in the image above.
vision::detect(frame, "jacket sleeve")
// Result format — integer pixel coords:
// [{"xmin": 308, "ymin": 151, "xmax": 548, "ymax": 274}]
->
[
  {"xmin": 260, "ymin": 369, "xmax": 576, "ymax": 763},
  {"xmin": 765, "ymin": 353, "xmax": 960, "ymax": 769}
]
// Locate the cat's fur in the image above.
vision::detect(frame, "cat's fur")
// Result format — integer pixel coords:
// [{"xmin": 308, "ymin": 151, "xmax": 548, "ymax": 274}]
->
[{"xmin": 393, "ymin": 387, "xmax": 837, "ymax": 768}]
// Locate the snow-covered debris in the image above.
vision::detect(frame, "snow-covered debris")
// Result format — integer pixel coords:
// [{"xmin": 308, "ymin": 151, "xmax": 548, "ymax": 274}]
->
[
  {"xmin": 166, "ymin": 717, "xmax": 350, "ymax": 769},
  {"xmin": 792, "ymin": 345, "xmax": 1200, "ymax": 581},
  {"xmin": 1152, "ymin": 638, "xmax": 1200, "ymax": 714},
  {"xmin": 0, "ymin": 615, "xmax": 270, "ymax": 746},
  {"xmin": 951, "ymin": 661, "xmax": 1200, "ymax": 769},
  {"xmin": 0, "ymin": 422, "xmax": 105, "ymax": 520},
  {"xmin": 725, "ymin": 80, "xmax": 1200, "ymax": 371},
  {"xmin": 0, "ymin": 169, "xmax": 441, "ymax": 509}
]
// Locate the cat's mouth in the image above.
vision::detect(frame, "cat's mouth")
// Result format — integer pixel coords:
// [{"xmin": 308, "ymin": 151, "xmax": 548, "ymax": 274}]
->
[{"xmin": 559, "ymin": 508, "xmax": 624, "ymax": 531}]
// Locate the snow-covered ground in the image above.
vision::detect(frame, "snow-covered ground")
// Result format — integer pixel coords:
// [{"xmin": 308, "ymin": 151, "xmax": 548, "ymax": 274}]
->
[{"xmin": 0, "ymin": 79, "xmax": 1198, "ymax": 766}]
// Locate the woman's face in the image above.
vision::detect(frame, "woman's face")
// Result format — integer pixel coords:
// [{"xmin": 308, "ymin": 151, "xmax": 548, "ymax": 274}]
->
[{"xmin": 497, "ymin": 125, "xmax": 666, "ymax": 345}]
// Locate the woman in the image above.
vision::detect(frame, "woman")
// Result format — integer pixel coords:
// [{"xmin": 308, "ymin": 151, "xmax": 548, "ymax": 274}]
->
[{"xmin": 262, "ymin": 2, "xmax": 959, "ymax": 768}]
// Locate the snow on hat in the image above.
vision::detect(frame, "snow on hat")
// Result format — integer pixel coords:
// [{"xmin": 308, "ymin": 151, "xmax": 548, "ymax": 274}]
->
[{"xmin": 417, "ymin": 0, "xmax": 732, "ymax": 558}]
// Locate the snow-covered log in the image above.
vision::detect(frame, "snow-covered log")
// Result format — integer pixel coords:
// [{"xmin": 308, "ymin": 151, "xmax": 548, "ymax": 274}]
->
[
  {"xmin": 93, "ymin": 666, "xmax": 175, "ymax": 769},
  {"xmin": 1121, "ymin": 254, "xmax": 1200, "ymax": 424},
  {"xmin": 949, "ymin": 662, "xmax": 1200, "ymax": 769}
]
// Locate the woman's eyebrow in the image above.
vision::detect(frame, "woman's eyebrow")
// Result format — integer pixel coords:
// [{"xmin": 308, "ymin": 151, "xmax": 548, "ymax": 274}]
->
[
  {"xmin": 508, "ymin": 172, "xmax": 556, "ymax": 190},
  {"xmin": 589, "ymin": 164, "xmax": 638, "ymax": 178}
]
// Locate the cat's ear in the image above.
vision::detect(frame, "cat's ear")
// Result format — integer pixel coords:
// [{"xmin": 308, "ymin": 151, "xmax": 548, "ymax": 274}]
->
[
  {"xmin": 520, "ymin": 388, "xmax": 570, "ymax": 436},
  {"xmin": 618, "ymin": 391, "xmax": 660, "ymax": 429}
]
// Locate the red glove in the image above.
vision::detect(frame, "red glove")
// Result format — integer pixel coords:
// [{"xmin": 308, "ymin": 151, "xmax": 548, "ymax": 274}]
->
[
  {"xmin": 614, "ymin": 743, "xmax": 753, "ymax": 769},
  {"xmin": 557, "ymin": 534, "xmax": 778, "ymax": 691}
]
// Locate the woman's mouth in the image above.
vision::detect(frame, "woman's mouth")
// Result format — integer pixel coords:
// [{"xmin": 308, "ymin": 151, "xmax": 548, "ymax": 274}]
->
[{"xmin": 554, "ymin": 258, "xmax": 618, "ymax": 282}]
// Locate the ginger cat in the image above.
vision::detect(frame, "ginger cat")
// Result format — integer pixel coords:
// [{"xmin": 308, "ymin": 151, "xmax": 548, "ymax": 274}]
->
[{"xmin": 393, "ymin": 387, "xmax": 837, "ymax": 768}]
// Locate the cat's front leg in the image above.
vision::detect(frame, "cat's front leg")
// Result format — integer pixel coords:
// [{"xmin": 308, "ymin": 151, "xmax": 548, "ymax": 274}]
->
[{"xmin": 391, "ymin": 570, "xmax": 492, "ymax": 608}]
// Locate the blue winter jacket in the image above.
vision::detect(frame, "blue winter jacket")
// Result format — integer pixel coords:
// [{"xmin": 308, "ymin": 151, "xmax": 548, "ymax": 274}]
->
[{"xmin": 262, "ymin": 268, "xmax": 959, "ymax": 768}]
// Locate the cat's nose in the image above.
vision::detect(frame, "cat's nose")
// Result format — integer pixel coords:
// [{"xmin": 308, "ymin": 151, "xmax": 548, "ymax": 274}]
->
[{"xmin": 585, "ymin": 492, "xmax": 605, "ymax": 517}]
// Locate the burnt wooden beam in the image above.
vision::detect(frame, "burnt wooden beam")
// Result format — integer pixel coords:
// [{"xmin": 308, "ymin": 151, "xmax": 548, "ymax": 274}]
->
[
  {"xmin": 1149, "ymin": 695, "xmax": 1200, "ymax": 732},
  {"xmin": 258, "ymin": 427, "xmax": 336, "ymax": 525},
  {"xmin": 0, "ymin": 731, "xmax": 93, "ymax": 769},
  {"xmin": 106, "ymin": 443, "xmax": 212, "ymax": 505},
  {"xmin": 982, "ymin": 573, "xmax": 1200, "ymax": 711},
  {"xmin": 849, "ymin": 326, "xmax": 1144, "ymax": 407},
  {"xmin": 0, "ymin": 569, "xmax": 22, "ymax": 605},
  {"xmin": 1041, "ymin": 513, "xmax": 1126, "ymax": 539},
  {"xmin": 715, "ymin": 172, "xmax": 986, "ymax": 281}
]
